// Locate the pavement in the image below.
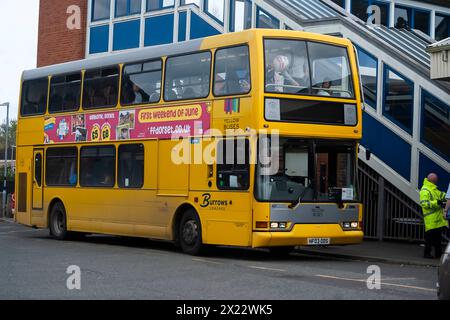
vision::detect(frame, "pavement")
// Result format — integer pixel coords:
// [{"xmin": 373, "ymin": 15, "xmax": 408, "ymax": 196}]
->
[{"xmin": 297, "ymin": 240, "xmax": 443, "ymax": 268}]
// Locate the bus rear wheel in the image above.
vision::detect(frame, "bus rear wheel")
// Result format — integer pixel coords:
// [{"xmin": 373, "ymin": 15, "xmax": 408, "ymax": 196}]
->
[
  {"xmin": 49, "ymin": 202, "xmax": 68, "ymax": 240},
  {"xmin": 179, "ymin": 209, "xmax": 203, "ymax": 255}
]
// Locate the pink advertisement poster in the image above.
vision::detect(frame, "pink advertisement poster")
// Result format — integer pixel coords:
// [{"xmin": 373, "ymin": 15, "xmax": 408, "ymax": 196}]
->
[{"xmin": 44, "ymin": 103, "xmax": 211, "ymax": 144}]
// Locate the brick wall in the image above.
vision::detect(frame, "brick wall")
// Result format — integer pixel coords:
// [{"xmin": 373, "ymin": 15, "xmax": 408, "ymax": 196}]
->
[{"xmin": 37, "ymin": 0, "xmax": 88, "ymax": 67}]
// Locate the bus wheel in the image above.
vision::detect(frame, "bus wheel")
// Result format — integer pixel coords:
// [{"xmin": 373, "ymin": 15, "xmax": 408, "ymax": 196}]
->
[
  {"xmin": 268, "ymin": 246, "xmax": 295, "ymax": 256},
  {"xmin": 49, "ymin": 202, "xmax": 68, "ymax": 240},
  {"xmin": 179, "ymin": 209, "xmax": 203, "ymax": 255}
]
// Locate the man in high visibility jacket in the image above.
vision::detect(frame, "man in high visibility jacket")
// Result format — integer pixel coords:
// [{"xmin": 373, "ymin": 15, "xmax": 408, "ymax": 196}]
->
[{"xmin": 420, "ymin": 173, "xmax": 448, "ymax": 259}]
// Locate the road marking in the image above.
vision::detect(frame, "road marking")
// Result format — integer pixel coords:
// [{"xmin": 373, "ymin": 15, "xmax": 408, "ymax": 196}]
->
[
  {"xmin": 315, "ymin": 274, "xmax": 436, "ymax": 292},
  {"xmin": 248, "ymin": 266, "xmax": 287, "ymax": 272},
  {"xmin": 192, "ymin": 258, "xmax": 224, "ymax": 265}
]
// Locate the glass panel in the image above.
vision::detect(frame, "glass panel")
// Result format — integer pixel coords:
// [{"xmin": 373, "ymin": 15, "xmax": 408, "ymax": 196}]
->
[
  {"xmin": 383, "ymin": 66, "xmax": 414, "ymax": 133},
  {"xmin": 181, "ymin": 0, "xmax": 201, "ymax": 6},
  {"xmin": 49, "ymin": 73, "xmax": 81, "ymax": 113},
  {"xmin": 315, "ymin": 142, "xmax": 356, "ymax": 202},
  {"xmin": 257, "ymin": 7, "xmax": 280, "ymax": 29},
  {"xmin": 421, "ymin": 92, "xmax": 450, "ymax": 161},
  {"xmin": 214, "ymin": 46, "xmax": 251, "ymax": 96},
  {"xmin": 80, "ymin": 146, "xmax": 116, "ymax": 187},
  {"xmin": 118, "ymin": 144, "xmax": 144, "ymax": 188},
  {"xmin": 121, "ymin": 60, "xmax": 162, "ymax": 105},
  {"xmin": 413, "ymin": 10, "xmax": 430, "ymax": 35},
  {"xmin": 206, "ymin": 0, "xmax": 225, "ymax": 23},
  {"xmin": 330, "ymin": 0, "xmax": 344, "ymax": 8},
  {"xmin": 46, "ymin": 148, "xmax": 78, "ymax": 186},
  {"xmin": 35, "ymin": 153, "xmax": 42, "ymax": 187},
  {"xmin": 309, "ymin": 42, "xmax": 354, "ymax": 98},
  {"xmin": 351, "ymin": 1, "xmax": 389, "ymax": 26},
  {"xmin": 230, "ymin": 0, "xmax": 252, "ymax": 32},
  {"xmin": 164, "ymin": 52, "xmax": 211, "ymax": 101},
  {"xmin": 435, "ymin": 14, "xmax": 450, "ymax": 41},
  {"xmin": 357, "ymin": 48, "xmax": 377, "ymax": 109},
  {"xmin": 92, "ymin": 0, "xmax": 111, "ymax": 21},
  {"xmin": 83, "ymin": 67, "xmax": 119, "ymax": 109},
  {"xmin": 116, "ymin": 0, "xmax": 141, "ymax": 17},
  {"xmin": 20, "ymin": 78, "xmax": 48, "ymax": 116},
  {"xmin": 265, "ymin": 39, "xmax": 311, "ymax": 95},
  {"xmin": 217, "ymin": 139, "xmax": 250, "ymax": 190},
  {"xmin": 147, "ymin": 0, "xmax": 174, "ymax": 11},
  {"xmin": 394, "ymin": 6, "xmax": 411, "ymax": 29},
  {"xmin": 256, "ymin": 138, "xmax": 358, "ymax": 203}
]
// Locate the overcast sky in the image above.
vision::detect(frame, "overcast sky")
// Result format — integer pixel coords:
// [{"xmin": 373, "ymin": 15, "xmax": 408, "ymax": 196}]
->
[{"xmin": 0, "ymin": 0, "xmax": 39, "ymax": 123}]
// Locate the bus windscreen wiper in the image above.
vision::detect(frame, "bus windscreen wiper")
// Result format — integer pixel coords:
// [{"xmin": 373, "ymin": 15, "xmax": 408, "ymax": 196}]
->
[{"xmin": 289, "ymin": 185, "xmax": 313, "ymax": 209}]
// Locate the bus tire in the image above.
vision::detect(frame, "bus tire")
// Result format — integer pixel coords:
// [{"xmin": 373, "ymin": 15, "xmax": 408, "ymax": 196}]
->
[
  {"xmin": 49, "ymin": 202, "xmax": 69, "ymax": 240},
  {"xmin": 268, "ymin": 246, "xmax": 295, "ymax": 256},
  {"xmin": 179, "ymin": 209, "xmax": 203, "ymax": 255}
]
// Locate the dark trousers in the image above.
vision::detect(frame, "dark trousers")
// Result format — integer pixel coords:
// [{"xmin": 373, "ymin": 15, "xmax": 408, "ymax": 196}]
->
[{"xmin": 424, "ymin": 227, "xmax": 444, "ymax": 257}]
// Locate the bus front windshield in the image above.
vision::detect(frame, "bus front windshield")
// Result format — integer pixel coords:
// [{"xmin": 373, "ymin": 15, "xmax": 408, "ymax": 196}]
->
[
  {"xmin": 265, "ymin": 39, "xmax": 355, "ymax": 99},
  {"xmin": 256, "ymin": 138, "xmax": 358, "ymax": 203}
]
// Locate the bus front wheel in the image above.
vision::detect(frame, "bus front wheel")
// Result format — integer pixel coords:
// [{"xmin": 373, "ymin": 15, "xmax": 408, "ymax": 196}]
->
[
  {"xmin": 49, "ymin": 202, "xmax": 69, "ymax": 240},
  {"xmin": 179, "ymin": 209, "xmax": 203, "ymax": 255}
]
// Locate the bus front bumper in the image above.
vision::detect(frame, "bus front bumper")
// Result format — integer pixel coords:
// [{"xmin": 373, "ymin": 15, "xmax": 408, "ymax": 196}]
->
[{"xmin": 252, "ymin": 224, "xmax": 363, "ymax": 248}]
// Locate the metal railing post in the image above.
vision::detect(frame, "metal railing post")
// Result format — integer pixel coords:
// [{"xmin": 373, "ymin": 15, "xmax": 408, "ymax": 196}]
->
[{"xmin": 376, "ymin": 175, "xmax": 385, "ymax": 241}]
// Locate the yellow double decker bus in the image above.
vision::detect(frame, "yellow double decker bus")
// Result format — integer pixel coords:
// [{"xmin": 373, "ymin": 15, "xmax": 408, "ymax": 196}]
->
[{"xmin": 15, "ymin": 29, "xmax": 363, "ymax": 255}]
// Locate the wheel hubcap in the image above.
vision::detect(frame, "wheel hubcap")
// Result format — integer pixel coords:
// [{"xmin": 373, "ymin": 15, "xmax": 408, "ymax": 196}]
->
[{"xmin": 182, "ymin": 220, "xmax": 198, "ymax": 246}]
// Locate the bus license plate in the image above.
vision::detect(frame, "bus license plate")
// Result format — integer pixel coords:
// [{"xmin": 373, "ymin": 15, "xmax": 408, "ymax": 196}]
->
[{"xmin": 307, "ymin": 238, "xmax": 330, "ymax": 245}]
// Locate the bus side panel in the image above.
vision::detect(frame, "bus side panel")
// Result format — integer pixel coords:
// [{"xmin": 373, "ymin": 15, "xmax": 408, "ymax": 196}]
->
[{"xmin": 15, "ymin": 146, "xmax": 33, "ymax": 226}]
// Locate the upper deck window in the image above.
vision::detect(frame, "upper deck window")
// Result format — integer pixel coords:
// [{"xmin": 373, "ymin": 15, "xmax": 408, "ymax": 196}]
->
[
  {"xmin": 121, "ymin": 60, "xmax": 162, "ymax": 105},
  {"xmin": 264, "ymin": 39, "xmax": 355, "ymax": 100},
  {"xmin": 214, "ymin": 45, "xmax": 251, "ymax": 96},
  {"xmin": 49, "ymin": 73, "xmax": 81, "ymax": 113},
  {"xmin": 164, "ymin": 52, "xmax": 211, "ymax": 101},
  {"xmin": 20, "ymin": 78, "xmax": 48, "ymax": 116},
  {"xmin": 83, "ymin": 66, "xmax": 119, "ymax": 109}
]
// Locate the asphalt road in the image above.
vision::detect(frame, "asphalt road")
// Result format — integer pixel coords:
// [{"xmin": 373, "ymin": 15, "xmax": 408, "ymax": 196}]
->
[{"xmin": 0, "ymin": 219, "xmax": 439, "ymax": 300}]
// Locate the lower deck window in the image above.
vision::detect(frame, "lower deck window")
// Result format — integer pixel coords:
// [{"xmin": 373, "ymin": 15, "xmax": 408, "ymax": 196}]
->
[
  {"xmin": 80, "ymin": 146, "xmax": 116, "ymax": 187},
  {"xmin": 217, "ymin": 139, "xmax": 250, "ymax": 190},
  {"xmin": 46, "ymin": 148, "xmax": 78, "ymax": 186}
]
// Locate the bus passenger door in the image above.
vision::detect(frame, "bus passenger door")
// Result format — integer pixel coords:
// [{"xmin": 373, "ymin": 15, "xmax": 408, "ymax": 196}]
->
[{"xmin": 32, "ymin": 150, "xmax": 44, "ymax": 212}]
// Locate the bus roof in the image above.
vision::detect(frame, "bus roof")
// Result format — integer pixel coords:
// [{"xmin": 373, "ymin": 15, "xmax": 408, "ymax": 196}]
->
[{"xmin": 22, "ymin": 29, "xmax": 351, "ymax": 81}]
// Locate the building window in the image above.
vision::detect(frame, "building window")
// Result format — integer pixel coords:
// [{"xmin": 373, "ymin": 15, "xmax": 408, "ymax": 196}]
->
[
  {"xmin": 181, "ymin": 0, "xmax": 200, "ymax": 7},
  {"xmin": 146, "ymin": 0, "xmax": 174, "ymax": 12},
  {"xmin": 80, "ymin": 146, "xmax": 116, "ymax": 187},
  {"xmin": 383, "ymin": 65, "xmax": 414, "ymax": 134},
  {"xmin": 46, "ymin": 148, "xmax": 78, "ymax": 186},
  {"xmin": 214, "ymin": 45, "xmax": 251, "ymax": 96},
  {"xmin": 205, "ymin": 0, "xmax": 225, "ymax": 24},
  {"xmin": 435, "ymin": 13, "xmax": 450, "ymax": 41},
  {"xmin": 113, "ymin": 19, "xmax": 140, "ymax": 51},
  {"xmin": 83, "ymin": 67, "xmax": 119, "ymax": 109},
  {"xmin": 256, "ymin": 7, "xmax": 279, "ymax": 29},
  {"xmin": 144, "ymin": 14, "xmax": 174, "ymax": 47},
  {"xmin": 330, "ymin": 0, "xmax": 344, "ymax": 8},
  {"xmin": 217, "ymin": 139, "xmax": 250, "ymax": 190},
  {"xmin": 92, "ymin": 0, "xmax": 111, "ymax": 21},
  {"xmin": 413, "ymin": 9, "xmax": 430, "ymax": 35},
  {"xmin": 20, "ymin": 78, "xmax": 48, "ymax": 116},
  {"xmin": 89, "ymin": 25, "xmax": 110, "ymax": 54},
  {"xmin": 121, "ymin": 60, "xmax": 162, "ymax": 105},
  {"xmin": 118, "ymin": 144, "xmax": 144, "ymax": 188},
  {"xmin": 115, "ymin": 0, "xmax": 141, "ymax": 17},
  {"xmin": 421, "ymin": 91, "xmax": 450, "ymax": 161},
  {"xmin": 351, "ymin": 0, "xmax": 389, "ymax": 26},
  {"xmin": 357, "ymin": 47, "xmax": 378, "ymax": 109},
  {"xmin": 394, "ymin": 6, "xmax": 411, "ymax": 29},
  {"xmin": 230, "ymin": 0, "xmax": 252, "ymax": 32},
  {"xmin": 164, "ymin": 51, "xmax": 211, "ymax": 101},
  {"xmin": 49, "ymin": 73, "xmax": 81, "ymax": 113}
]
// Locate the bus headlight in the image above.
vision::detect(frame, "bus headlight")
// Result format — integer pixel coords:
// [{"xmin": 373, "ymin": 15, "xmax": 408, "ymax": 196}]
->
[
  {"xmin": 343, "ymin": 222, "xmax": 359, "ymax": 230},
  {"xmin": 270, "ymin": 222, "xmax": 288, "ymax": 229}
]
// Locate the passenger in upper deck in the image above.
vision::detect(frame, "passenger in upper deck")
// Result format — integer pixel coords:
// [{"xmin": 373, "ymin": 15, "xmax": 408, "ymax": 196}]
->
[{"xmin": 266, "ymin": 55, "xmax": 301, "ymax": 93}]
